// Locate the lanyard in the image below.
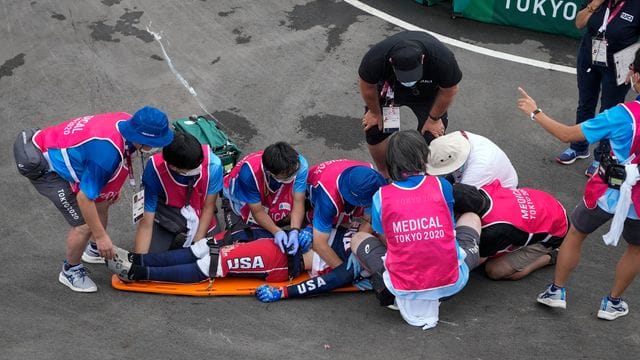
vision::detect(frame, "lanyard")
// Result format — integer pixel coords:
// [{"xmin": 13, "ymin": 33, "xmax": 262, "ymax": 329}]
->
[
  {"xmin": 598, "ymin": 0, "xmax": 626, "ymax": 33},
  {"xmin": 125, "ymin": 149, "xmax": 145, "ymax": 190}
]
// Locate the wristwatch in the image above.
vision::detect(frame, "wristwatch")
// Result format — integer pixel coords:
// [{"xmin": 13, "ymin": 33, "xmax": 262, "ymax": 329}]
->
[{"xmin": 530, "ymin": 108, "xmax": 542, "ymax": 121}]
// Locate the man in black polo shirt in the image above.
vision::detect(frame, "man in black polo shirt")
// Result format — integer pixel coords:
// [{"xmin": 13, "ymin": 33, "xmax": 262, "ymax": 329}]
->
[{"xmin": 358, "ymin": 31, "xmax": 462, "ymax": 178}]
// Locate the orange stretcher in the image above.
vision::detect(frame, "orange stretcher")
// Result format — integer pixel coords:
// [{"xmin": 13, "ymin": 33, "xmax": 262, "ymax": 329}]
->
[{"xmin": 111, "ymin": 274, "xmax": 362, "ymax": 296}]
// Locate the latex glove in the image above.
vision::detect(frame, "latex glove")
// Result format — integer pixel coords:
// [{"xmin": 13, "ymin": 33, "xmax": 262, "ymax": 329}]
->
[
  {"xmin": 298, "ymin": 226, "xmax": 313, "ymax": 253},
  {"xmin": 286, "ymin": 229, "xmax": 299, "ymax": 255},
  {"xmin": 255, "ymin": 285, "xmax": 282, "ymax": 303},
  {"xmin": 273, "ymin": 230, "xmax": 288, "ymax": 253},
  {"xmin": 353, "ymin": 278, "xmax": 373, "ymax": 291},
  {"xmin": 346, "ymin": 253, "xmax": 363, "ymax": 279}
]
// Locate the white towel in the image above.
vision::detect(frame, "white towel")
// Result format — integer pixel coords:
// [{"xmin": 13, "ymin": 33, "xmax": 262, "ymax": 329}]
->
[
  {"xmin": 180, "ymin": 205, "xmax": 199, "ymax": 247},
  {"xmin": 395, "ymin": 297, "xmax": 440, "ymax": 330},
  {"xmin": 603, "ymin": 164, "xmax": 640, "ymax": 246}
]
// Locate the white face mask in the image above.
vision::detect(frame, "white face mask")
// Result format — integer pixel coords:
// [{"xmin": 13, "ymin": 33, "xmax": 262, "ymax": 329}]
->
[
  {"xmin": 178, "ymin": 165, "xmax": 202, "ymax": 177},
  {"xmin": 400, "ymin": 81, "xmax": 417, "ymax": 88},
  {"xmin": 140, "ymin": 147, "xmax": 161, "ymax": 155},
  {"xmin": 275, "ymin": 173, "xmax": 296, "ymax": 184}
]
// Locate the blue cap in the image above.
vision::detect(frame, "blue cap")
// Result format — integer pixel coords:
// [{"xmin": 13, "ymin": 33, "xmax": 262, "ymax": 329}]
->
[
  {"xmin": 338, "ymin": 166, "xmax": 386, "ymax": 207},
  {"xmin": 119, "ymin": 106, "xmax": 173, "ymax": 147}
]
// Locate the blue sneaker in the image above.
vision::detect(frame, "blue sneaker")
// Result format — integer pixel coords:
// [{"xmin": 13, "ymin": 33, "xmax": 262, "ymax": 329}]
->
[
  {"xmin": 81, "ymin": 242, "xmax": 104, "ymax": 264},
  {"xmin": 585, "ymin": 161, "xmax": 599, "ymax": 178},
  {"xmin": 556, "ymin": 148, "xmax": 590, "ymax": 165},
  {"xmin": 58, "ymin": 262, "xmax": 97, "ymax": 293},
  {"xmin": 536, "ymin": 284, "xmax": 566, "ymax": 309},
  {"xmin": 597, "ymin": 296, "xmax": 629, "ymax": 320}
]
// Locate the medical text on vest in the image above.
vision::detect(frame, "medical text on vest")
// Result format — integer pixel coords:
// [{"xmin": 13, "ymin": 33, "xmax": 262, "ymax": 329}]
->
[
  {"xmin": 391, "ymin": 216, "xmax": 444, "ymax": 243},
  {"xmin": 63, "ymin": 116, "xmax": 94, "ymax": 135}
]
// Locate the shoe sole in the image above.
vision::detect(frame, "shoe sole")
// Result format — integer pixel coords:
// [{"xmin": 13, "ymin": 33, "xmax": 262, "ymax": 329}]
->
[
  {"xmin": 597, "ymin": 309, "xmax": 629, "ymax": 320},
  {"xmin": 537, "ymin": 297, "xmax": 566, "ymax": 309},
  {"xmin": 58, "ymin": 272, "xmax": 97, "ymax": 293},
  {"xmin": 81, "ymin": 253, "xmax": 105, "ymax": 264},
  {"xmin": 555, "ymin": 153, "xmax": 590, "ymax": 165}
]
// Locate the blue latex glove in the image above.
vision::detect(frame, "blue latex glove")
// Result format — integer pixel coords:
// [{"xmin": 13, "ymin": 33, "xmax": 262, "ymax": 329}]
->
[
  {"xmin": 298, "ymin": 226, "xmax": 313, "ymax": 253},
  {"xmin": 255, "ymin": 285, "xmax": 282, "ymax": 302},
  {"xmin": 353, "ymin": 278, "xmax": 373, "ymax": 291},
  {"xmin": 346, "ymin": 253, "xmax": 363, "ymax": 279},
  {"xmin": 273, "ymin": 230, "xmax": 288, "ymax": 253},
  {"xmin": 286, "ymin": 229, "xmax": 300, "ymax": 255}
]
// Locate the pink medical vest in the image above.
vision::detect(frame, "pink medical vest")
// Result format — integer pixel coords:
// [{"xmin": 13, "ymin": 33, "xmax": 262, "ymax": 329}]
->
[
  {"xmin": 32, "ymin": 112, "xmax": 131, "ymax": 202},
  {"xmin": 380, "ymin": 176, "xmax": 458, "ymax": 292}
]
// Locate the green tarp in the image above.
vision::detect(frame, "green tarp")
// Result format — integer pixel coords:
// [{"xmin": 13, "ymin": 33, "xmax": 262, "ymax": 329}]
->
[{"xmin": 453, "ymin": 0, "xmax": 585, "ymax": 39}]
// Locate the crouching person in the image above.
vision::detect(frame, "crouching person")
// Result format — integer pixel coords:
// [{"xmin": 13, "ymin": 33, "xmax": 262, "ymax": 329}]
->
[
  {"xmin": 351, "ymin": 130, "xmax": 482, "ymax": 329},
  {"xmin": 134, "ymin": 132, "xmax": 224, "ymax": 253}
]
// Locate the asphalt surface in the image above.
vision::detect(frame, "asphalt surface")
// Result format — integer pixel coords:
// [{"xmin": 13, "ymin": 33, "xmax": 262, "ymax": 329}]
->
[{"xmin": 1, "ymin": 0, "xmax": 638, "ymax": 359}]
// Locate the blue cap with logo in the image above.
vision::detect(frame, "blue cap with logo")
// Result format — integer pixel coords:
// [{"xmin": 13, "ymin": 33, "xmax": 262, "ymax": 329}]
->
[
  {"xmin": 119, "ymin": 106, "xmax": 173, "ymax": 147},
  {"xmin": 338, "ymin": 166, "xmax": 386, "ymax": 207}
]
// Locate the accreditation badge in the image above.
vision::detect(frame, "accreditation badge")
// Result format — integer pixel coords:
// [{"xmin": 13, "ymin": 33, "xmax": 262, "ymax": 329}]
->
[
  {"xmin": 132, "ymin": 189, "xmax": 145, "ymax": 224},
  {"xmin": 382, "ymin": 106, "xmax": 400, "ymax": 134},
  {"xmin": 592, "ymin": 37, "xmax": 608, "ymax": 67}
]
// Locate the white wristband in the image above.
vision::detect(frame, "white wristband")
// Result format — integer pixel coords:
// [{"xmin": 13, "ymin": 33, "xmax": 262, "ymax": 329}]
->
[{"xmin": 530, "ymin": 108, "xmax": 542, "ymax": 121}]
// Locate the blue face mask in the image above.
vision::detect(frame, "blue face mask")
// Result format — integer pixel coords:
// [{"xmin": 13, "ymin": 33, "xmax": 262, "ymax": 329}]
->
[{"xmin": 400, "ymin": 81, "xmax": 417, "ymax": 88}]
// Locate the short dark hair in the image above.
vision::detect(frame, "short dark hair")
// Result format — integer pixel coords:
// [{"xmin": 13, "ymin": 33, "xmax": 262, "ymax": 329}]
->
[
  {"xmin": 634, "ymin": 48, "xmax": 640, "ymax": 72},
  {"xmin": 262, "ymin": 142, "xmax": 299, "ymax": 176},
  {"xmin": 385, "ymin": 130, "xmax": 429, "ymax": 181},
  {"xmin": 162, "ymin": 132, "xmax": 203, "ymax": 170}
]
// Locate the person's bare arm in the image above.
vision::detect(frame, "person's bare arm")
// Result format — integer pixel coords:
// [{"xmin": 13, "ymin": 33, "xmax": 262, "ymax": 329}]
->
[
  {"xmin": 248, "ymin": 202, "xmax": 281, "ymax": 235},
  {"xmin": 134, "ymin": 212, "xmax": 155, "ymax": 253},
  {"xmin": 194, "ymin": 193, "xmax": 217, "ymax": 242},
  {"xmin": 290, "ymin": 192, "xmax": 306, "ymax": 229},
  {"xmin": 576, "ymin": 0, "xmax": 605, "ymax": 29},
  {"xmin": 77, "ymin": 191, "xmax": 114, "ymax": 259},
  {"xmin": 359, "ymin": 78, "xmax": 383, "ymax": 131},
  {"xmin": 421, "ymin": 85, "xmax": 459, "ymax": 137},
  {"xmin": 517, "ymin": 87, "xmax": 586, "ymax": 143}
]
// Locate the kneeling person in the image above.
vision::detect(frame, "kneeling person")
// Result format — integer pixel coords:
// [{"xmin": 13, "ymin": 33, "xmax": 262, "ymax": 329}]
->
[
  {"xmin": 134, "ymin": 132, "xmax": 224, "ymax": 253},
  {"xmin": 453, "ymin": 181, "xmax": 568, "ymax": 280}
]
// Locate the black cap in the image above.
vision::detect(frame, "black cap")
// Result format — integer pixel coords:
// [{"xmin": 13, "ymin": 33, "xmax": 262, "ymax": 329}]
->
[{"xmin": 389, "ymin": 41, "xmax": 423, "ymax": 83}]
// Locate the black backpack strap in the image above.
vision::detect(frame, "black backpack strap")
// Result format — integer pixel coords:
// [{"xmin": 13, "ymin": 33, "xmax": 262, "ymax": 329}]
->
[{"xmin": 207, "ymin": 238, "xmax": 220, "ymax": 278}]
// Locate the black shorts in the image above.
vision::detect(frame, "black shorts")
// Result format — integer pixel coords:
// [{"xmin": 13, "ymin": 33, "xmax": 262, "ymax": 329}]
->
[
  {"xmin": 571, "ymin": 202, "xmax": 640, "ymax": 245},
  {"xmin": 364, "ymin": 101, "xmax": 449, "ymax": 145},
  {"xmin": 30, "ymin": 171, "xmax": 85, "ymax": 227}
]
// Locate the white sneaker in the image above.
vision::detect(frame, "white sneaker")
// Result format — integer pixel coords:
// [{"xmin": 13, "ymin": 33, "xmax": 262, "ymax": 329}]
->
[
  {"xmin": 58, "ymin": 262, "xmax": 97, "ymax": 293},
  {"xmin": 105, "ymin": 246, "xmax": 132, "ymax": 282},
  {"xmin": 597, "ymin": 296, "xmax": 629, "ymax": 321},
  {"xmin": 81, "ymin": 242, "xmax": 104, "ymax": 264}
]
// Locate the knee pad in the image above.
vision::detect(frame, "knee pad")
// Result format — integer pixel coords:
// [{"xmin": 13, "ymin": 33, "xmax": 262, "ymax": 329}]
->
[{"xmin": 355, "ymin": 236, "xmax": 386, "ymax": 274}]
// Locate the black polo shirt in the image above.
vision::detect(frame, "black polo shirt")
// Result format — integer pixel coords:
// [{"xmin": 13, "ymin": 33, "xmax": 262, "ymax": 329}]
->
[
  {"xmin": 358, "ymin": 31, "xmax": 462, "ymax": 103},
  {"xmin": 581, "ymin": 0, "xmax": 640, "ymax": 63}
]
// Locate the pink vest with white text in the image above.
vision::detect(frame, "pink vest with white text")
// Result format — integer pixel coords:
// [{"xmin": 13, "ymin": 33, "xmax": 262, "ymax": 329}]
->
[
  {"xmin": 32, "ymin": 112, "xmax": 131, "ymax": 202},
  {"xmin": 152, "ymin": 145, "xmax": 216, "ymax": 230},
  {"xmin": 223, "ymin": 151, "xmax": 294, "ymax": 224},
  {"xmin": 381, "ymin": 176, "xmax": 458, "ymax": 291},
  {"xmin": 481, "ymin": 180, "xmax": 568, "ymax": 238},
  {"xmin": 583, "ymin": 101, "xmax": 640, "ymax": 214},
  {"xmin": 306, "ymin": 159, "xmax": 372, "ymax": 226}
]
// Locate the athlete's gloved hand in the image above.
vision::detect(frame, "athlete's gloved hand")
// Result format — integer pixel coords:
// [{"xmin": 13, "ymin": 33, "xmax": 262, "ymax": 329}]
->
[
  {"xmin": 298, "ymin": 226, "xmax": 313, "ymax": 253},
  {"xmin": 255, "ymin": 285, "xmax": 282, "ymax": 302},
  {"xmin": 353, "ymin": 278, "xmax": 373, "ymax": 291},
  {"xmin": 286, "ymin": 229, "xmax": 300, "ymax": 255},
  {"xmin": 273, "ymin": 230, "xmax": 288, "ymax": 253},
  {"xmin": 346, "ymin": 253, "xmax": 363, "ymax": 279}
]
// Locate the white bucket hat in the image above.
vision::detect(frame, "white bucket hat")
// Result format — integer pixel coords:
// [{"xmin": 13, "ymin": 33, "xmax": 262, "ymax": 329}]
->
[{"xmin": 426, "ymin": 131, "xmax": 471, "ymax": 175}]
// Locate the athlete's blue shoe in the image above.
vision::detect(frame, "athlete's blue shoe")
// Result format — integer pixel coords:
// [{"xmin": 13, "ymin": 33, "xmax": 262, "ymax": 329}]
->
[
  {"xmin": 597, "ymin": 296, "xmax": 629, "ymax": 320},
  {"xmin": 556, "ymin": 148, "xmax": 590, "ymax": 165},
  {"xmin": 536, "ymin": 284, "xmax": 566, "ymax": 309}
]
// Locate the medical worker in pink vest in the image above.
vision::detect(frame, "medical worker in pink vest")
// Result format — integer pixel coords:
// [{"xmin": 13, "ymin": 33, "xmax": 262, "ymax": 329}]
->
[
  {"xmin": 518, "ymin": 50, "xmax": 640, "ymax": 321},
  {"xmin": 350, "ymin": 130, "xmax": 482, "ymax": 329},
  {"xmin": 453, "ymin": 181, "xmax": 569, "ymax": 280},
  {"xmin": 13, "ymin": 106, "xmax": 173, "ymax": 292},
  {"xmin": 133, "ymin": 132, "xmax": 224, "ymax": 253},
  {"xmin": 306, "ymin": 160, "xmax": 386, "ymax": 270},
  {"xmin": 223, "ymin": 142, "xmax": 308, "ymax": 254}
]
